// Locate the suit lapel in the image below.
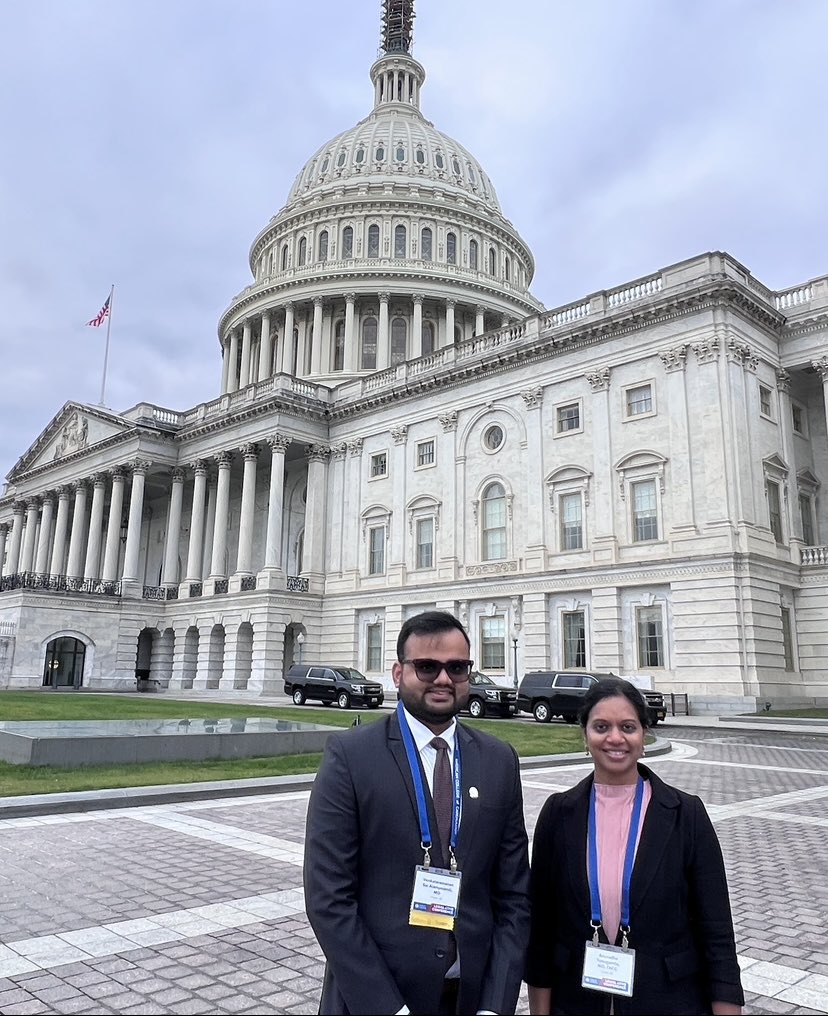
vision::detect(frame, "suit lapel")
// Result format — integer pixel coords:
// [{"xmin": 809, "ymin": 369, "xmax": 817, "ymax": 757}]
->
[
  {"xmin": 387, "ymin": 712, "xmax": 422, "ymax": 833},
  {"xmin": 455, "ymin": 723, "xmax": 480, "ymax": 860},
  {"xmin": 630, "ymin": 770, "xmax": 679, "ymax": 918}
]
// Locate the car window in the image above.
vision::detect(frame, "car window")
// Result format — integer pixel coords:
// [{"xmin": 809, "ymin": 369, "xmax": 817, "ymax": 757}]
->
[
  {"xmin": 308, "ymin": 668, "xmax": 325, "ymax": 679},
  {"xmin": 471, "ymin": 672, "xmax": 495, "ymax": 686},
  {"xmin": 555, "ymin": 675, "xmax": 581, "ymax": 688},
  {"xmin": 580, "ymin": 676, "xmax": 595, "ymax": 689},
  {"xmin": 333, "ymin": 668, "xmax": 368, "ymax": 682}
]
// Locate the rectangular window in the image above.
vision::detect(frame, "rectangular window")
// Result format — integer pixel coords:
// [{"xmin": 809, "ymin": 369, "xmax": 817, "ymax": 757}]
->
[
  {"xmin": 799, "ymin": 493, "xmax": 814, "ymax": 545},
  {"xmin": 759, "ymin": 384, "xmax": 773, "ymax": 418},
  {"xmin": 370, "ymin": 452, "xmax": 387, "ymax": 478},
  {"xmin": 631, "ymin": 480, "xmax": 658, "ymax": 542},
  {"xmin": 766, "ymin": 480, "xmax": 783, "ymax": 542},
  {"xmin": 560, "ymin": 493, "xmax": 583, "ymax": 551},
  {"xmin": 366, "ymin": 623, "xmax": 383, "ymax": 671},
  {"xmin": 480, "ymin": 616, "xmax": 506, "ymax": 670},
  {"xmin": 562, "ymin": 611, "xmax": 586, "ymax": 668},
  {"xmin": 626, "ymin": 384, "xmax": 653, "ymax": 417},
  {"xmin": 780, "ymin": 607, "xmax": 795, "ymax": 672},
  {"xmin": 416, "ymin": 439, "xmax": 435, "ymax": 467},
  {"xmin": 368, "ymin": 526, "xmax": 385, "ymax": 574},
  {"xmin": 556, "ymin": 402, "xmax": 580, "ymax": 433},
  {"xmin": 636, "ymin": 606, "xmax": 664, "ymax": 668},
  {"xmin": 791, "ymin": 403, "xmax": 805, "ymax": 435},
  {"xmin": 415, "ymin": 517, "xmax": 434, "ymax": 569}
]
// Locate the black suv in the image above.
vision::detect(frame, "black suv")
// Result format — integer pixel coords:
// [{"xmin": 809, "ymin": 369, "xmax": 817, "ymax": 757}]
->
[
  {"xmin": 465, "ymin": 671, "xmax": 519, "ymax": 719},
  {"xmin": 284, "ymin": 665, "xmax": 385, "ymax": 710},
  {"xmin": 517, "ymin": 671, "xmax": 667, "ymax": 725}
]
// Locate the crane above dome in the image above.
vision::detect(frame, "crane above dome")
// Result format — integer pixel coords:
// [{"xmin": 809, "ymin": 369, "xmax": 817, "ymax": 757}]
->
[{"xmin": 381, "ymin": 0, "xmax": 415, "ymax": 55}]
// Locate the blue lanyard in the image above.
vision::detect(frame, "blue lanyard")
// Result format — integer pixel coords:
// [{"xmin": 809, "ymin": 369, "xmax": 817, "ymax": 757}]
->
[
  {"xmin": 396, "ymin": 703, "xmax": 462, "ymax": 869},
  {"xmin": 587, "ymin": 776, "xmax": 645, "ymax": 938}
]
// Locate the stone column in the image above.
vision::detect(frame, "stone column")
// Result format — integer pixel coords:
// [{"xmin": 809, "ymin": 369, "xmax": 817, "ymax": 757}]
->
[
  {"xmin": 811, "ymin": 355, "xmax": 828, "ymax": 449},
  {"xmin": 83, "ymin": 474, "xmax": 107, "ymax": 580},
  {"xmin": 377, "ymin": 292, "xmax": 390, "ymax": 370},
  {"xmin": 227, "ymin": 328, "xmax": 240, "ymax": 392},
  {"xmin": 412, "ymin": 295, "xmax": 423, "ymax": 357},
  {"xmin": 122, "ymin": 461, "xmax": 149, "ymax": 583},
  {"xmin": 0, "ymin": 523, "xmax": 8, "ymax": 579},
  {"xmin": 344, "ymin": 293, "xmax": 357, "ymax": 372},
  {"xmin": 475, "ymin": 305, "xmax": 485, "ymax": 336},
  {"xmin": 257, "ymin": 312, "xmax": 272, "ymax": 381},
  {"xmin": 520, "ymin": 388, "xmax": 545, "ymax": 568},
  {"xmin": 261, "ymin": 434, "xmax": 290, "ymax": 581},
  {"xmin": 101, "ymin": 469, "xmax": 126, "ymax": 582},
  {"xmin": 280, "ymin": 303, "xmax": 295, "ymax": 374},
  {"xmin": 161, "ymin": 468, "xmax": 186, "ymax": 586},
  {"xmin": 445, "ymin": 298, "xmax": 456, "ymax": 347},
  {"xmin": 6, "ymin": 503, "xmax": 25, "ymax": 575},
  {"xmin": 35, "ymin": 495, "xmax": 55, "ymax": 575},
  {"xmin": 209, "ymin": 452, "xmax": 233, "ymax": 579},
  {"xmin": 20, "ymin": 499, "xmax": 40, "ymax": 573},
  {"xmin": 586, "ymin": 367, "xmax": 616, "ymax": 560},
  {"xmin": 234, "ymin": 444, "xmax": 259, "ymax": 576},
  {"xmin": 239, "ymin": 319, "xmax": 253, "ymax": 388},
  {"xmin": 310, "ymin": 298, "xmax": 324, "ymax": 375},
  {"xmin": 295, "ymin": 314, "xmax": 308, "ymax": 377},
  {"xmin": 302, "ymin": 445, "xmax": 330, "ymax": 584},
  {"xmin": 184, "ymin": 460, "xmax": 208, "ymax": 584},
  {"xmin": 49, "ymin": 488, "xmax": 71, "ymax": 577},
  {"xmin": 220, "ymin": 337, "xmax": 230, "ymax": 393},
  {"xmin": 201, "ymin": 472, "xmax": 217, "ymax": 578},
  {"xmin": 65, "ymin": 481, "xmax": 89, "ymax": 579}
]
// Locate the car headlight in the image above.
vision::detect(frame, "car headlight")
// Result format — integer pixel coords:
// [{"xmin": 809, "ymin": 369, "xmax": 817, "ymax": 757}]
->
[
  {"xmin": 485, "ymin": 690, "xmax": 499, "ymax": 700},
  {"xmin": 351, "ymin": 683, "xmax": 365, "ymax": 692}
]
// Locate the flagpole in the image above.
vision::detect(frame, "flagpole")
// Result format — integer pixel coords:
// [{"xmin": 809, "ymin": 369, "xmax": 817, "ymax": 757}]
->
[{"xmin": 99, "ymin": 284, "xmax": 115, "ymax": 406}]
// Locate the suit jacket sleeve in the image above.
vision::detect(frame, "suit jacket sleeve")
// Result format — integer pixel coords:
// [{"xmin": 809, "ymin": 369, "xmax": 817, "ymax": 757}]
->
[
  {"xmin": 478, "ymin": 742, "xmax": 531, "ymax": 1013},
  {"xmin": 303, "ymin": 733, "xmax": 405, "ymax": 1014},
  {"xmin": 687, "ymin": 796, "xmax": 745, "ymax": 1006}
]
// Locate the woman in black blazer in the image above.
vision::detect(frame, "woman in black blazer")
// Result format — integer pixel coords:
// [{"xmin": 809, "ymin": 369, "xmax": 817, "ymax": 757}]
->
[{"xmin": 526, "ymin": 678, "xmax": 743, "ymax": 1015}]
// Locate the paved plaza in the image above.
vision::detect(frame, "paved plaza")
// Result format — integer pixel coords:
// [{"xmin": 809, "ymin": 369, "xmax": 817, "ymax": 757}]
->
[{"xmin": 1, "ymin": 723, "xmax": 827, "ymax": 1015}]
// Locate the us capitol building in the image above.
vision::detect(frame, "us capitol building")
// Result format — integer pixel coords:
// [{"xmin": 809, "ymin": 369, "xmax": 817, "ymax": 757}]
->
[{"xmin": 1, "ymin": 1, "xmax": 826, "ymax": 710}]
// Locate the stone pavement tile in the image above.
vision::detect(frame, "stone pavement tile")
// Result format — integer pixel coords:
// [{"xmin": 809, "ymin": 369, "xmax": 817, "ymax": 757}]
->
[
  {"xmin": 778, "ymin": 972, "xmax": 828, "ymax": 1010},
  {"xmin": 174, "ymin": 971, "xmax": 215, "ymax": 990},
  {"xmin": 86, "ymin": 957, "xmax": 136, "ymax": 975},
  {"xmin": 281, "ymin": 974, "xmax": 323, "ymax": 993},
  {"xmin": 195, "ymin": 982, "xmax": 237, "ymax": 1001},
  {"xmin": 257, "ymin": 990, "xmax": 309, "ymax": 1010},
  {"xmin": 217, "ymin": 969, "xmax": 261, "ymax": 987},
  {"xmin": 148, "ymin": 986, "xmax": 196, "ymax": 1005},
  {"xmin": 27, "ymin": 984, "xmax": 86, "ymax": 1004},
  {"xmin": 63, "ymin": 970, "xmax": 110, "ymax": 989},
  {"xmin": 1, "ymin": 1001, "xmax": 52, "ymax": 1015},
  {"xmin": 50, "ymin": 996, "xmax": 113, "ymax": 1015},
  {"xmin": 742, "ymin": 959, "xmax": 809, "ymax": 998},
  {"xmin": 0, "ymin": 988, "xmax": 38, "ymax": 1007}
]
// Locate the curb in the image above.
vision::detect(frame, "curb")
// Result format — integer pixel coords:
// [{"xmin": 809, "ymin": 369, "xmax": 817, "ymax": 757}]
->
[
  {"xmin": 0, "ymin": 736, "xmax": 673, "ymax": 820},
  {"xmin": 724, "ymin": 714, "xmax": 828, "ymax": 728}
]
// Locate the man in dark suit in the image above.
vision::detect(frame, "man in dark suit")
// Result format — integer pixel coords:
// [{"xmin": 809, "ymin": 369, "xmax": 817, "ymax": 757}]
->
[{"xmin": 304, "ymin": 610, "xmax": 530, "ymax": 1015}]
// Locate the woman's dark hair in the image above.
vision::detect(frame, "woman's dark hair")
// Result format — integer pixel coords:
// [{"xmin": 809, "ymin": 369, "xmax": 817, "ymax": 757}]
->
[
  {"xmin": 396, "ymin": 610, "xmax": 470, "ymax": 662},
  {"xmin": 578, "ymin": 677, "xmax": 651, "ymax": 730}
]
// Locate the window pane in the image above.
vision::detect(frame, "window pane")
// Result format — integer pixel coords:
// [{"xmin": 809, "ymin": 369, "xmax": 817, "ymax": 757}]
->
[
  {"xmin": 368, "ymin": 224, "xmax": 380, "ymax": 257},
  {"xmin": 557, "ymin": 403, "xmax": 580, "ymax": 432},
  {"xmin": 366, "ymin": 623, "xmax": 383, "ymax": 670},
  {"xmin": 298, "ymin": 237, "xmax": 307, "ymax": 266},
  {"xmin": 469, "ymin": 240, "xmax": 478, "ymax": 269},
  {"xmin": 636, "ymin": 606, "xmax": 664, "ymax": 668},
  {"xmin": 421, "ymin": 227, "xmax": 432, "ymax": 260},
  {"xmin": 799, "ymin": 494, "xmax": 814, "ymax": 545},
  {"xmin": 562, "ymin": 611, "xmax": 586, "ymax": 668},
  {"xmin": 626, "ymin": 384, "xmax": 653, "ymax": 416},
  {"xmin": 369, "ymin": 526, "xmax": 385, "ymax": 574},
  {"xmin": 482, "ymin": 483, "xmax": 506, "ymax": 561},
  {"xmin": 759, "ymin": 385, "xmax": 772, "ymax": 416},
  {"xmin": 781, "ymin": 607, "xmax": 795, "ymax": 671},
  {"xmin": 632, "ymin": 480, "xmax": 658, "ymax": 542},
  {"xmin": 480, "ymin": 616, "xmax": 506, "ymax": 669},
  {"xmin": 370, "ymin": 452, "xmax": 386, "ymax": 478},
  {"xmin": 318, "ymin": 230, "xmax": 328, "ymax": 261},
  {"xmin": 394, "ymin": 224, "xmax": 406, "ymax": 257},
  {"xmin": 446, "ymin": 232, "xmax": 457, "ymax": 265},
  {"xmin": 422, "ymin": 321, "xmax": 435, "ymax": 357},
  {"xmin": 767, "ymin": 480, "xmax": 783, "ymax": 542},
  {"xmin": 560, "ymin": 493, "xmax": 583, "ymax": 550},
  {"xmin": 416, "ymin": 440, "xmax": 434, "ymax": 467},
  {"xmin": 416, "ymin": 517, "xmax": 434, "ymax": 569},
  {"xmin": 362, "ymin": 318, "xmax": 378, "ymax": 370},
  {"xmin": 342, "ymin": 226, "xmax": 353, "ymax": 258},
  {"xmin": 390, "ymin": 318, "xmax": 407, "ymax": 365},
  {"xmin": 333, "ymin": 321, "xmax": 345, "ymax": 371}
]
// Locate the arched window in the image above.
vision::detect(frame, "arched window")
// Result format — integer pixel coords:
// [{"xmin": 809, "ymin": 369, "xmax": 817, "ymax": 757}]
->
[
  {"xmin": 291, "ymin": 327, "xmax": 299, "ymax": 375},
  {"xmin": 281, "ymin": 244, "xmax": 289, "ymax": 271},
  {"xmin": 42, "ymin": 637, "xmax": 86, "ymax": 688},
  {"xmin": 333, "ymin": 320, "xmax": 345, "ymax": 371},
  {"xmin": 298, "ymin": 237, "xmax": 307, "ymax": 267},
  {"xmin": 422, "ymin": 320, "xmax": 435, "ymax": 357},
  {"xmin": 504, "ymin": 255, "xmax": 510, "ymax": 282},
  {"xmin": 342, "ymin": 226, "xmax": 354, "ymax": 259},
  {"xmin": 355, "ymin": 146, "xmax": 365, "ymax": 164},
  {"xmin": 394, "ymin": 224, "xmax": 407, "ymax": 258},
  {"xmin": 482, "ymin": 482, "xmax": 507, "ymax": 561},
  {"xmin": 395, "ymin": 144, "xmax": 406, "ymax": 162},
  {"xmin": 361, "ymin": 317, "xmax": 378, "ymax": 370},
  {"xmin": 489, "ymin": 248, "xmax": 497, "ymax": 276},
  {"xmin": 318, "ymin": 230, "xmax": 328, "ymax": 262},
  {"xmin": 421, "ymin": 227, "xmax": 432, "ymax": 261},
  {"xmin": 469, "ymin": 239, "xmax": 478, "ymax": 270},
  {"xmin": 446, "ymin": 232, "xmax": 457, "ymax": 265},
  {"xmin": 368, "ymin": 224, "xmax": 380, "ymax": 258},
  {"xmin": 390, "ymin": 317, "xmax": 407, "ymax": 365}
]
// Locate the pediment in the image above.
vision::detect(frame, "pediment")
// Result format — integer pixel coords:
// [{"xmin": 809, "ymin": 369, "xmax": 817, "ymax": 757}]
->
[{"xmin": 8, "ymin": 402, "xmax": 134, "ymax": 479}]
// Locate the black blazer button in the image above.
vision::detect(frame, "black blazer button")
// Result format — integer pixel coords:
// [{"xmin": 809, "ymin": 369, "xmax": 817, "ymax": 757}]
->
[{"xmin": 435, "ymin": 949, "xmax": 445, "ymax": 959}]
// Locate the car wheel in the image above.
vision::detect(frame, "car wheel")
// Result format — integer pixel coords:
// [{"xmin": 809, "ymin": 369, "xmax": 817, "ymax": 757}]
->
[
  {"xmin": 533, "ymin": 700, "xmax": 551, "ymax": 723},
  {"xmin": 292, "ymin": 689, "xmax": 306, "ymax": 706},
  {"xmin": 562, "ymin": 713, "xmax": 577, "ymax": 724},
  {"xmin": 468, "ymin": 698, "xmax": 485, "ymax": 719},
  {"xmin": 337, "ymin": 691, "xmax": 351, "ymax": 709}
]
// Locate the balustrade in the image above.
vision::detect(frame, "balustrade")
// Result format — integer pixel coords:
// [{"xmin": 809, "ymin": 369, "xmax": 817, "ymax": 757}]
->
[
  {"xmin": 0, "ymin": 572, "xmax": 121, "ymax": 596},
  {"xmin": 286, "ymin": 575, "xmax": 310, "ymax": 592}
]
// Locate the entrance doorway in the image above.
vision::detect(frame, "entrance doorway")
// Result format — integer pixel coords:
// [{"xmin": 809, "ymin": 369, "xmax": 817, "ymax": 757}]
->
[{"xmin": 43, "ymin": 637, "xmax": 86, "ymax": 688}]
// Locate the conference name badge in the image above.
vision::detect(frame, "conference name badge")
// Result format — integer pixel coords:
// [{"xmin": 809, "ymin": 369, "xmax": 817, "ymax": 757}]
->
[
  {"xmin": 582, "ymin": 941, "xmax": 635, "ymax": 997},
  {"xmin": 409, "ymin": 865, "xmax": 462, "ymax": 930}
]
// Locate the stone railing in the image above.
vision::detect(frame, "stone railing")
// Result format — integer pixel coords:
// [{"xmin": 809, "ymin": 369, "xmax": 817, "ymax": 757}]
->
[
  {"xmin": 801, "ymin": 546, "xmax": 828, "ymax": 566},
  {"xmin": 607, "ymin": 275, "xmax": 664, "ymax": 308},
  {"xmin": 240, "ymin": 576, "xmax": 257, "ymax": 591},
  {"xmin": 543, "ymin": 300, "xmax": 591, "ymax": 328},
  {"xmin": 189, "ymin": 582, "xmax": 203, "ymax": 598},
  {"xmin": 0, "ymin": 620, "xmax": 16, "ymax": 637},
  {"xmin": 0, "ymin": 573, "xmax": 121, "ymax": 596},
  {"xmin": 286, "ymin": 575, "xmax": 309, "ymax": 592},
  {"xmin": 214, "ymin": 578, "xmax": 229, "ymax": 594},
  {"xmin": 775, "ymin": 285, "xmax": 813, "ymax": 310}
]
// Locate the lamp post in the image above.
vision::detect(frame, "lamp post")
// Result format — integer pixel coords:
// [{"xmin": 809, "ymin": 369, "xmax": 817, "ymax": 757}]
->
[
  {"xmin": 511, "ymin": 635, "xmax": 519, "ymax": 689},
  {"xmin": 296, "ymin": 630, "xmax": 305, "ymax": 665}
]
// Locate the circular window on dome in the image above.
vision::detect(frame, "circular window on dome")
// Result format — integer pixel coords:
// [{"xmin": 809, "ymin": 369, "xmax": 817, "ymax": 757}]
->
[
  {"xmin": 396, "ymin": 145, "xmax": 406, "ymax": 163},
  {"xmin": 452, "ymin": 157, "xmax": 462, "ymax": 176},
  {"xmin": 375, "ymin": 146, "xmax": 385, "ymax": 162},
  {"xmin": 483, "ymin": 425, "xmax": 505, "ymax": 453},
  {"xmin": 355, "ymin": 146, "xmax": 365, "ymax": 164},
  {"xmin": 415, "ymin": 148, "xmax": 426, "ymax": 165},
  {"xmin": 337, "ymin": 151, "xmax": 347, "ymax": 168},
  {"xmin": 435, "ymin": 152, "xmax": 445, "ymax": 170}
]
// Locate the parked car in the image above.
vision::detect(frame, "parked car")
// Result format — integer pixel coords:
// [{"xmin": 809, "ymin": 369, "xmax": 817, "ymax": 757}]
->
[
  {"xmin": 517, "ymin": 671, "xmax": 667, "ymax": 725},
  {"xmin": 465, "ymin": 671, "xmax": 519, "ymax": 719},
  {"xmin": 284, "ymin": 664, "xmax": 385, "ymax": 710}
]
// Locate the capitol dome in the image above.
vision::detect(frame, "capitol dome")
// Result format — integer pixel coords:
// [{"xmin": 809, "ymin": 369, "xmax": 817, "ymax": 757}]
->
[{"xmin": 217, "ymin": 1, "xmax": 543, "ymax": 390}]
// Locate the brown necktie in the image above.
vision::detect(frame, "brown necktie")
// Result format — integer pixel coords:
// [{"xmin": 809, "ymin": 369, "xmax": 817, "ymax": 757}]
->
[{"xmin": 430, "ymin": 736, "xmax": 453, "ymax": 857}]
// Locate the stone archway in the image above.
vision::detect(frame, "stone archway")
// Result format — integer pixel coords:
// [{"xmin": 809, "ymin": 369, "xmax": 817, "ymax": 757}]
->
[
  {"xmin": 233, "ymin": 622, "xmax": 254, "ymax": 690},
  {"xmin": 207, "ymin": 624, "xmax": 225, "ymax": 690},
  {"xmin": 42, "ymin": 636, "xmax": 87, "ymax": 688},
  {"xmin": 150, "ymin": 627, "xmax": 175, "ymax": 688},
  {"xmin": 181, "ymin": 626, "xmax": 199, "ymax": 689}
]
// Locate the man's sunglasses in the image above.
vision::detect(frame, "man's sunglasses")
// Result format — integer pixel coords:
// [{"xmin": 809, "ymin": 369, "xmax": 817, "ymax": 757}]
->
[{"xmin": 401, "ymin": 658, "xmax": 474, "ymax": 683}]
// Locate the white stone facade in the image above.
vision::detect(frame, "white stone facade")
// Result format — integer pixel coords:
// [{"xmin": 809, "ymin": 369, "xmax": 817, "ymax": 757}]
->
[{"xmin": 1, "ymin": 12, "xmax": 826, "ymax": 709}]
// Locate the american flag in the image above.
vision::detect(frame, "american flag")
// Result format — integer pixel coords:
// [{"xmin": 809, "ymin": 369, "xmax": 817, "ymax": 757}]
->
[{"xmin": 86, "ymin": 295, "xmax": 111, "ymax": 327}]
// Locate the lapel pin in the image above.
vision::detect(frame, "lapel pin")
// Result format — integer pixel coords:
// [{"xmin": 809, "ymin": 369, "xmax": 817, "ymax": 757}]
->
[{"xmin": 469, "ymin": 787, "xmax": 479, "ymax": 799}]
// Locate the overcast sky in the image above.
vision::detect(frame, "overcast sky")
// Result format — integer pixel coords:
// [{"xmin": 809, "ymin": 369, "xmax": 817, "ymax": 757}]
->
[{"xmin": 2, "ymin": 0, "xmax": 826, "ymax": 482}]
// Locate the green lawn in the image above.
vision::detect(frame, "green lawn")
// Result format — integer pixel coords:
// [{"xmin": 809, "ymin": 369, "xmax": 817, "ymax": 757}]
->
[
  {"xmin": 753, "ymin": 707, "xmax": 828, "ymax": 719},
  {"xmin": 0, "ymin": 692, "xmax": 584, "ymax": 796}
]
